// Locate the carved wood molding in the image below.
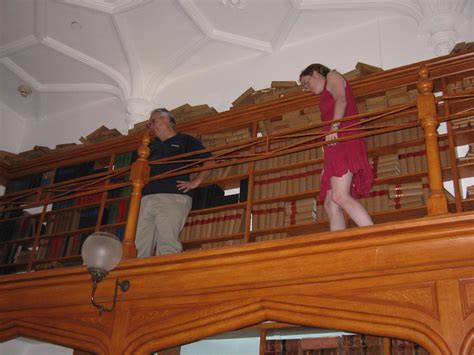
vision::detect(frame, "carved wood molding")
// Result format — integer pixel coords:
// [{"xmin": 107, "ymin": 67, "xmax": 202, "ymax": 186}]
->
[{"xmin": 0, "ymin": 213, "xmax": 473, "ymax": 354}]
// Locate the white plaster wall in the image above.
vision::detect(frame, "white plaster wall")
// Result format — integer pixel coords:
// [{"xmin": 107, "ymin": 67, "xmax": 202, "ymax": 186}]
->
[
  {"xmin": 155, "ymin": 16, "xmax": 433, "ymax": 114},
  {"xmin": 0, "ymin": 337, "xmax": 258, "ymax": 355},
  {"xmin": 0, "ymin": 103, "xmax": 27, "ymax": 153},
  {"xmin": 0, "ymin": 338, "xmax": 72, "ymax": 355},
  {"xmin": 19, "ymin": 97, "xmax": 128, "ymax": 152},
  {"xmin": 12, "ymin": 15, "xmax": 446, "ymax": 150}
]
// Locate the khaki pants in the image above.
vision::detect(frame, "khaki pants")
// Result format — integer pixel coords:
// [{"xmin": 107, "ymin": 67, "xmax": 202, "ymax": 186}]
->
[{"xmin": 135, "ymin": 194, "xmax": 192, "ymax": 257}]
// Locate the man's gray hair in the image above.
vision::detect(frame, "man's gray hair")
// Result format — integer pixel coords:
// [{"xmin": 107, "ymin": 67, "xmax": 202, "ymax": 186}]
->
[{"xmin": 150, "ymin": 108, "xmax": 177, "ymax": 130}]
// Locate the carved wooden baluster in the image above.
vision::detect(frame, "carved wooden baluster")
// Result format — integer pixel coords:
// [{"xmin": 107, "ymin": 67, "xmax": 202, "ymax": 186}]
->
[
  {"xmin": 122, "ymin": 131, "xmax": 150, "ymax": 258},
  {"xmin": 417, "ymin": 65, "xmax": 448, "ymax": 215}
]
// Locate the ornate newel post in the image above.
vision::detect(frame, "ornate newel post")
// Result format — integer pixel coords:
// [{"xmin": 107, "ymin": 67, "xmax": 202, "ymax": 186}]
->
[
  {"xmin": 417, "ymin": 65, "xmax": 448, "ymax": 216},
  {"xmin": 122, "ymin": 131, "xmax": 151, "ymax": 258}
]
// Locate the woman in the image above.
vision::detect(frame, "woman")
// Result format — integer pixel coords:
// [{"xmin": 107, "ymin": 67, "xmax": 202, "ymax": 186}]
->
[{"xmin": 299, "ymin": 63, "xmax": 373, "ymax": 231}]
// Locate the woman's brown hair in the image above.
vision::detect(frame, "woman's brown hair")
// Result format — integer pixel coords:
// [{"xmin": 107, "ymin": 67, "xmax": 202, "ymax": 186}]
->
[{"xmin": 299, "ymin": 63, "xmax": 331, "ymax": 79}]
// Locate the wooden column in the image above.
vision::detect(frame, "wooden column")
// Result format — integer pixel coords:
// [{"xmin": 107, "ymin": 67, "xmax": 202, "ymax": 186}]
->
[
  {"xmin": 417, "ymin": 65, "xmax": 448, "ymax": 216},
  {"xmin": 122, "ymin": 132, "xmax": 150, "ymax": 259},
  {"xmin": 383, "ymin": 338, "xmax": 391, "ymax": 355},
  {"xmin": 259, "ymin": 328, "xmax": 267, "ymax": 355}
]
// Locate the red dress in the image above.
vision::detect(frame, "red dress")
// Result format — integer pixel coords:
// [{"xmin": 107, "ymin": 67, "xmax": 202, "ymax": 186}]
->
[{"xmin": 318, "ymin": 80, "xmax": 373, "ymax": 201}]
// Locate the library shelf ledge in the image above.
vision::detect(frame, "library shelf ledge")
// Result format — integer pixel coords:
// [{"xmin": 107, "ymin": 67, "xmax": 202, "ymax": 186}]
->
[
  {"xmin": 0, "ymin": 237, "xmax": 35, "ymax": 246},
  {"xmin": 188, "ymin": 202, "xmax": 247, "ymax": 215},
  {"xmin": 181, "ymin": 232, "xmax": 245, "ymax": 249}
]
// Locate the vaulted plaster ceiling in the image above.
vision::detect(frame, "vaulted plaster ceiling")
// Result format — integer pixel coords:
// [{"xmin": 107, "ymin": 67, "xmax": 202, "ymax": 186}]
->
[{"xmin": 0, "ymin": 0, "xmax": 471, "ymax": 125}]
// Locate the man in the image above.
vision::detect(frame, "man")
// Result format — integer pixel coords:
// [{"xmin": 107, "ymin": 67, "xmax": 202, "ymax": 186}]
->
[{"xmin": 135, "ymin": 108, "xmax": 212, "ymax": 257}]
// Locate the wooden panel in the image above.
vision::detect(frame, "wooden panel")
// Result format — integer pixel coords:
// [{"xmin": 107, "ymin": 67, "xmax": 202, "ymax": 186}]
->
[{"xmin": 0, "ymin": 213, "xmax": 473, "ymax": 354}]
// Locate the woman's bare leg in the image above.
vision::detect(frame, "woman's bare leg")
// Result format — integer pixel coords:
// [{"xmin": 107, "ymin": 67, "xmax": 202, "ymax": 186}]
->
[
  {"xmin": 330, "ymin": 171, "xmax": 373, "ymax": 228},
  {"xmin": 324, "ymin": 190, "xmax": 346, "ymax": 231}
]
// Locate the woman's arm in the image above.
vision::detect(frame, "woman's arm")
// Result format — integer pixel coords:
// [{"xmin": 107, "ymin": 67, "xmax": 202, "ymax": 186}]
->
[
  {"xmin": 326, "ymin": 70, "xmax": 347, "ymax": 126},
  {"xmin": 325, "ymin": 71, "xmax": 347, "ymax": 144}
]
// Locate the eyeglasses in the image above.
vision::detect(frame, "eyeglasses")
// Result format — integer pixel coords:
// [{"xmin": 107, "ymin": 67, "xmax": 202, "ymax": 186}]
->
[{"xmin": 300, "ymin": 79, "xmax": 310, "ymax": 90}]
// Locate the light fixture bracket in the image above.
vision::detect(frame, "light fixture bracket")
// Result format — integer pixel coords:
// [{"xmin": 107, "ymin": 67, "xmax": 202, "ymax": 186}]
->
[
  {"xmin": 90, "ymin": 274, "xmax": 130, "ymax": 315},
  {"xmin": 88, "ymin": 267, "xmax": 108, "ymax": 283}
]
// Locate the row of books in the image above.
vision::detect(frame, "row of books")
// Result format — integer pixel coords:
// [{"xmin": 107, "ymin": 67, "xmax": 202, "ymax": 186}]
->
[
  {"xmin": 4, "ymin": 172, "xmax": 42, "ymax": 194},
  {"xmin": 364, "ymin": 87, "xmax": 418, "ymax": 112},
  {"xmin": 253, "ymin": 164, "xmax": 322, "ymax": 200},
  {"xmin": 358, "ymin": 178, "xmax": 430, "ymax": 213},
  {"xmin": 54, "ymin": 161, "xmax": 96, "ymax": 183},
  {"xmin": 249, "ymin": 85, "xmax": 420, "ymax": 144},
  {"xmin": 446, "ymin": 75, "xmax": 474, "ymax": 93},
  {"xmin": 258, "ymin": 109, "xmax": 322, "ymax": 135},
  {"xmin": 1, "ymin": 226, "xmax": 126, "ymax": 267},
  {"xmin": 102, "ymin": 201, "xmax": 129, "ymax": 225},
  {"xmin": 451, "ymin": 115, "xmax": 474, "ymax": 130},
  {"xmin": 253, "ymin": 148, "xmax": 437, "ymax": 200},
  {"xmin": 354, "ymin": 87, "xmax": 420, "ymax": 151},
  {"xmin": 250, "ymin": 179, "xmax": 430, "ymax": 233},
  {"xmin": 365, "ymin": 116, "xmax": 424, "ymax": 150},
  {"xmin": 34, "ymin": 225, "xmax": 125, "ymax": 263},
  {"xmin": 109, "ymin": 152, "xmax": 134, "ymax": 197},
  {"xmin": 114, "ymin": 151, "xmax": 135, "ymax": 169},
  {"xmin": 0, "ymin": 243, "xmax": 31, "ymax": 266},
  {"xmin": 370, "ymin": 154, "xmax": 400, "ymax": 178},
  {"xmin": 5, "ymin": 157, "xmax": 114, "ymax": 196},
  {"xmin": 255, "ymin": 140, "xmax": 322, "ymax": 171},
  {"xmin": 0, "ymin": 216, "xmax": 36, "ymax": 242},
  {"xmin": 343, "ymin": 62, "xmax": 383, "ymax": 80},
  {"xmin": 2, "ymin": 146, "xmax": 447, "ymax": 247},
  {"xmin": 74, "ymin": 181, "xmax": 104, "ymax": 206},
  {"xmin": 79, "ymin": 125, "xmax": 122, "ymax": 145},
  {"xmin": 52, "ymin": 196, "xmax": 76, "ymax": 210},
  {"xmin": 207, "ymin": 159, "xmax": 249, "ymax": 179},
  {"xmin": 231, "ymin": 81, "xmax": 300, "ymax": 109},
  {"xmin": 192, "ymin": 184, "xmax": 225, "ymax": 210},
  {"xmin": 171, "ymin": 103, "xmax": 218, "ymax": 125},
  {"xmin": 199, "ymin": 238, "xmax": 245, "ymax": 250},
  {"xmin": 11, "ymin": 245, "xmax": 32, "ymax": 265},
  {"xmin": 207, "ymin": 137, "xmax": 449, "ymax": 205},
  {"xmin": 264, "ymin": 335, "xmax": 428, "ymax": 355},
  {"xmin": 254, "ymin": 232, "xmax": 288, "ymax": 242},
  {"xmin": 200, "ymin": 128, "xmax": 252, "ymax": 148},
  {"xmin": 40, "ymin": 170, "xmax": 55, "ymax": 186},
  {"xmin": 467, "ymin": 185, "xmax": 474, "ymax": 198},
  {"xmin": 108, "ymin": 182, "xmax": 132, "ymax": 199},
  {"xmin": 0, "ymin": 194, "xmax": 125, "ymax": 244},
  {"xmin": 179, "ymin": 208, "xmax": 245, "ymax": 242},
  {"xmin": 252, "ymin": 199, "xmax": 320, "ymax": 231},
  {"xmin": 35, "ymin": 233, "xmax": 88, "ymax": 261},
  {"xmin": 370, "ymin": 142, "xmax": 450, "ymax": 179},
  {"xmin": 264, "ymin": 338, "xmax": 300, "ymax": 354},
  {"xmin": 45, "ymin": 199, "xmax": 128, "ymax": 237},
  {"xmin": 43, "ymin": 207, "xmax": 99, "ymax": 236},
  {"xmin": 207, "ymin": 159, "xmax": 252, "ymax": 181}
]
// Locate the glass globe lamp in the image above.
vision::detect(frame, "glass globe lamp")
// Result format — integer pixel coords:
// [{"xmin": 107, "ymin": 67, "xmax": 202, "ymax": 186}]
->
[
  {"xmin": 82, "ymin": 232, "xmax": 123, "ymax": 283},
  {"xmin": 81, "ymin": 232, "xmax": 130, "ymax": 313}
]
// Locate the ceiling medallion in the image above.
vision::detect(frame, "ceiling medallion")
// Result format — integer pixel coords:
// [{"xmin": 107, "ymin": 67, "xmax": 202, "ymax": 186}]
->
[{"xmin": 221, "ymin": 0, "xmax": 247, "ymax": 10}]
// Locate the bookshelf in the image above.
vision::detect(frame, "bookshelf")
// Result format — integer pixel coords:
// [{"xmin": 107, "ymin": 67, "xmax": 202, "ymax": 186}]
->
[
  {"xmin": 0, "ymin": 151, "xmax": 136, "ymax": 273},
  {"xmin": 0, "ymin": 50, "xmax": 473, "ymax": 273}
]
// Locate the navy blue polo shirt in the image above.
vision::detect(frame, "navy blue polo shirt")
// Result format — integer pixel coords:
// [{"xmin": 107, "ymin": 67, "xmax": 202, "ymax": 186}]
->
[{"xmin": 142, "ymin": 133, "xmax": 211, "ymax": 197}]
